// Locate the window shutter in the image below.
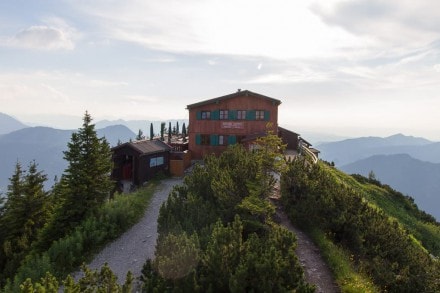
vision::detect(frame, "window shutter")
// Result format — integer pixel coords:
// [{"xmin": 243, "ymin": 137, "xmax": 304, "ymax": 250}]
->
[
  {"xmin": 229, "ymin": 110, "xmax": 236, "ymax": 120},
  {"xmin": 196, "ymin": 111, "xmax": 201, "ymax": 120},
  {"xmin": 195, "ymin": 134, "xmax": 201, "ymax": 145},
  {"xmin": 246, "ymin": 110, "xmax": 255, "ymax": 120},
  {"xmin": 228, "ymin": 135, "xmax": 237, "ymax": 145},
  {"xmin": 264, "ymin": 110, "xmax": 270, "ymax": 121},
  {"xmin": 210, "ymin": 134, "xmax": 218, "ymax": 146},
  {"xmin": 211, "ymin": 110, "xmax": 219, "ymax": 120}
]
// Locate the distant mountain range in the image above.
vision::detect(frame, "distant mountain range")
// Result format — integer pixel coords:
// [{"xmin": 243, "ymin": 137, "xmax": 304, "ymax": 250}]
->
[
  {"xmin": 341, "ymin": 154, "xmax": 440, "ymax": 220},
  {"xmin": 317, "ymin": 134, "xmax": 440, "ymax": 221},
  {"xmin": 0, "ymin": 125, "xmax": 135, "ymax": 193},
  {"xmin": 96, "ymin": 119, "xmax": 188, "ymax": 137},
  {"xmin": 317, "ymin": 133, "xmax": 439, "ymax": 165},
  {"xmin": 0, "ymin": 113, "xmax": 28, "ymax": 135}
]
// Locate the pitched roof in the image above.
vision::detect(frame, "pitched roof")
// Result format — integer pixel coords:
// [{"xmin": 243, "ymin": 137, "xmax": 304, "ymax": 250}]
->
[
  {"xmin": 186, "ymin": 90, "xmax": 282, "ymax": 109},
  {"xmin": 278, "ymin": 126, "xmax": 300, "ymax": 136},
  {"xmin": 112, "ymin": 139, "xmax": 171, "ymax": 156}
]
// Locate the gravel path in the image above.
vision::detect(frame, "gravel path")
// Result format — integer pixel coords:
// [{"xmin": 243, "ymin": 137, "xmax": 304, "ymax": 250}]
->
[
  {"xmin": 273, "ymin": 200, "xmax": 339, "ymax": 293},
  {"xmin": 75, "ymin": 177, "xmax": 183, "ymax": 286}
]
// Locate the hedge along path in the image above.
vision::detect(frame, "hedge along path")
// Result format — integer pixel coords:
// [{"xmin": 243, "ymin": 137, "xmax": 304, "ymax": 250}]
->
[
  {"xmin": 272, "ymin": 200, "xmax": 339, "ymax": 293},
  {"xmin": 74, "ymin": 177, "xmax": 183, "ymax": 285},
  {"xmin": 270, "ymin": 182, "xmax": 339, "ymax": 293}
]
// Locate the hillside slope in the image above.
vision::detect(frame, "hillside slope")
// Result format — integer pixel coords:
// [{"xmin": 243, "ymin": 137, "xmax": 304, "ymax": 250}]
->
[
  {"xmin": 281, "ymin": 159, "xmax": 440, "ymax": 292},
  {"xmin": 341, "ymin": 154, "xmax": 440, "ymax": 221}
]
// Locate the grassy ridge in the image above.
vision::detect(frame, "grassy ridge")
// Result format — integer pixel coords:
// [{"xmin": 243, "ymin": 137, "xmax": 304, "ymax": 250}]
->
[
  {"xmin": 330, "ymin": 169, "xmax": 440, "ymax": 256},
  {"xmin": 281, "ymin": 158, "xmax": 440, "ymax": 292}
]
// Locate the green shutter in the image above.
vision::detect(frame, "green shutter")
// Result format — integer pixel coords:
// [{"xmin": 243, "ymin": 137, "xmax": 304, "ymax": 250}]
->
[
  {"xmin": 211, "ymin": 110, "xmax": 219, "ymax": 120},
  {"xmin": 195, "ymin": 134, "xmax": 201, "ymax": 145},
  {"xmin": 246, "ymin": 110, "xmax": 255, "ymax": 120},
  {"xmin": 196, "ymin": 111, "xmax": 201, "ymax": 120},
  {"xmin": 264, "ymin": 110, "xmax": 270, "ymax": 121},
  {"xmin": 229, "ymin": 110, "xmax": 236, "ymax": 120},
  {"xmin": 228, "ymin": 135, "xmax": 237, "ymax": 145},
  {"xmin": 210, "ymin": 134, "xmax": 218, "ymax": 146}
]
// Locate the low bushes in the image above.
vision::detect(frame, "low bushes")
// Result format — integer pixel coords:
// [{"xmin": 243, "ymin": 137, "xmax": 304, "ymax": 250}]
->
[{"xmin": 4, "ymin": 183, "xmax": 156, "ymax": 292}]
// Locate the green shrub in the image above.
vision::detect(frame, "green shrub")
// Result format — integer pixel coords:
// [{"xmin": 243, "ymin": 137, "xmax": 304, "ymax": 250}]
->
[{"xmin": 4, "ymin": 183, "xmax": 157, "ymax": 292}]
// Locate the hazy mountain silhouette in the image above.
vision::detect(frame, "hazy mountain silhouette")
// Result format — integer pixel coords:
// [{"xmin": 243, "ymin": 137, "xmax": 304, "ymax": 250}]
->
[
  {"xmin": 96, "ymin": 119, "xmax": 188, "ymax": 137},
  {"xmin": 0, "ymin": 113, "xmax": 27, "ymax": 135},
  {"xmin": 341, "ymin": 154, "xmax": 440, "ymax": 221},
  {"xmin": 318, "ymin": 134, "xmax": 438, "ymax": 166},
  {"xmin": 0, "ymin": 125, "xmax": 135, "ymax": 193}
]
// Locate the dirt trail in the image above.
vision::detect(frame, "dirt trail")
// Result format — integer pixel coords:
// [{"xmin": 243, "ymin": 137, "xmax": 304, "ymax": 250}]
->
[
  {"xmin": 273, "ymin": 199, "xmax": 339, "ymax": 293},
  {"xmin": 74, "ymin": 177, "xmax": 183, "ymax": 286}
]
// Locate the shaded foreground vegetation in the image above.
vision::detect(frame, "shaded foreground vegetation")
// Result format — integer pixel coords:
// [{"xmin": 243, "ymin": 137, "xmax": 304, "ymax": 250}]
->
[
  {"xmin": 0, "ymin": 113, "xmax": 157, "ymax": 292},
  {"xmin": 140, "ymin": 136, "xmax": 315, "ymax": 292},
  {"xmin": 281, "ymin": 157, "xmax": 440, "ymax": 292}
]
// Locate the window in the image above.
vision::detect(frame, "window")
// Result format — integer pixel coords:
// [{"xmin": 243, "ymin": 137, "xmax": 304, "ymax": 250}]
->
[
  {"xmin": 201, "ymin": 111, "xmax": 211, "ymax": 120},
  {"xmin": 201, "ymin": 134, "xmax": 210, "ymax": 145},
  {"xmin": 150, "ymin": 156, "xmax": 164, "ymax": 167},
  {"xmin": 219, "ymin": 110, "xmax": 228, "ymax": 120},
  {"xmin": 256, "ymin": 110, "xmax": 265, "ymax": 120},
  {"xmin": 237, "ymin": 110, "xmax": 246, "ymax": 120},
  {"xmin": 218, "ymin": 135, "xmax": 227, "ymax": 145}
]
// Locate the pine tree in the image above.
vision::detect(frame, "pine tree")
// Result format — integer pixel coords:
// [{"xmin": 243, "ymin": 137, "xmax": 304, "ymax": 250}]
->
[
  {"xmin": 150, "ymin": 123, "xmax": 154, "ymax": 140},
  {"xmin": 160, "ymin": 122, "xmax": 165, "ymax": 141},
  {"xmin": 182, "ymin": 123, "xmax": 187, "ymax": 143},
  {"xmin": 168, "ymin": 122, "xmax": 172, "ymax": 143},
  {"xmin": 51, "ymin": 112, "xmax": 114, "ymax": 234},
  {"xmin": 22, "ymin": 161, "xmax": 50, "ymax": 241},
  {"xmin": 0, "ymin": 161, "xmax": 49, "ymax": 281},
  {"xmin": 136, "ymin": 129, "xmax": 144, "ymax": 140},
  {"xmin": 176, "ymin": 121, "xmax": 180, "ymax": 136}
]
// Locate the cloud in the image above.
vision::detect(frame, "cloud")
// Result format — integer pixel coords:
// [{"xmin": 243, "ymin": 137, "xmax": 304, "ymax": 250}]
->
[
  {"xmin": 311, "ymin": 0, "xmax": 440, "ymax": 52},
  {"xmin": 69, "ymin": 0, "xmax": 361, "ymax": 59},
  {"xmin": 7, "ymin": 25, "xmax": 74, "ymax": 50}
]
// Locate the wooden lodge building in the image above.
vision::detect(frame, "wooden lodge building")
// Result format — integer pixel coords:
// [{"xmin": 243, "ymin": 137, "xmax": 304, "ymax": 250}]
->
[
  {"xmin": 111, "ymin": 89, "xmax": 318, "ymax": 190},
  {"xmin": 187, "ymin": 90, "xmax": 282, "ymax": 159},
  {"xmin": 186, "ymin": 89, "xmax": 318, "ymax": 160}
]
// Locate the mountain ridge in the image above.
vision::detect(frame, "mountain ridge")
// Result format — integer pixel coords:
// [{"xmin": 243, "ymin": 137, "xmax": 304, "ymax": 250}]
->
[
  {"xmin": 318, "ymin": 133, "xmax": 439, "ymax": 165},
  {"xmin": 340, "ymin": 153, "xmax": 440, "ymax": 220},
  {"xmin": 0, "ymin": 113, "xmax": 28, "ymax": 135},
  {"xmin": 0, "ymin": 125, "xmax": 135, "ymax": 193}
]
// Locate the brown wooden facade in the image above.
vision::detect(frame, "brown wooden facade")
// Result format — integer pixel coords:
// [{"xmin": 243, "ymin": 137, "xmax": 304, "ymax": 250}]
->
[
  {"xmin": 111, "ymin": 140, "xmax": 171, "ymax": 187},
  {"xmin": 278, "ymin": 126, "xmax": 300, "ymax": 152},
  {"xmin": 187, "ymin": 90, "xmax": 281, "ymax": 159}
]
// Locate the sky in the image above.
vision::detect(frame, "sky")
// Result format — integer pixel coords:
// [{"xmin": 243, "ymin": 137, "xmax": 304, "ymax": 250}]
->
[{"xmin": 1, "ymin": 0, "xmax": 440, "ymax": 140}]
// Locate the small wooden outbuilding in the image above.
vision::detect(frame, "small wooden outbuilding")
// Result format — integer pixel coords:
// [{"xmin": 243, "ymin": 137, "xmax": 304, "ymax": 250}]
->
[{"xmin": 111, "ymin": 140, "xmax": 171, "ymax": 187}]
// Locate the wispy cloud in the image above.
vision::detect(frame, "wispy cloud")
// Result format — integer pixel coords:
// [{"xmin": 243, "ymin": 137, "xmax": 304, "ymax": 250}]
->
[
  {"xmin": 6, "ymin": 25, "xmax": 74, "ymax": 50},
  {"xmin": 2, "ymin": 17, "xmax": 78, "ymax": 50}
]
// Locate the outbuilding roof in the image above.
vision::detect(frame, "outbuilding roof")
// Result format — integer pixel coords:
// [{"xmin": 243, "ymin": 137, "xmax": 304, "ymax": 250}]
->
[
  {"xmin": 186, "ymin": 90, "xmax": 282, "ymax": 109},
  {"xmin": 112, "ymin": 139, "xmax": 171, "ymax": 156}
]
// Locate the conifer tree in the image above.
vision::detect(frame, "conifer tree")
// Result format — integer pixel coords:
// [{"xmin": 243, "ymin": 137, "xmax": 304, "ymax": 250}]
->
[
  {"xmin": 176, "ymin": 121, "xmax": 179, "ymax": 136},
  {"xmin": 160, "ymin": 122, "xmax": 165, "ymax": 141},
  {"xmin": 168, "ymin": 122, "xmax": 172, "ymax": 143},
  {"xmin": 182, "ymin": 123, "xmax": 187, "ymax": 142},
  {"xmin": 0, "ymin": 161, "xmax": 49, "ymax": 281},
  {"xmin": 47, "ymin": 111, "xmax": 114, "ymax": 237},
  {"xmin": 150, "ymin": 123, "xmax": 154, "ymax": 140},
  {"xmin": 136, "ymin": 129, "xmax": 144, "ymax": 140}
]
